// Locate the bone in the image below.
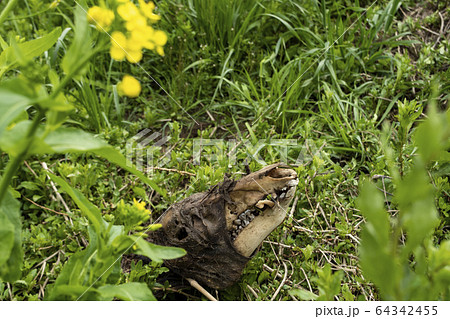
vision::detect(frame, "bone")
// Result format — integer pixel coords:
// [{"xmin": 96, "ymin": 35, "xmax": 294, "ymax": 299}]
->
[{"xmin": 233, "ymin": 167, "xmax": 298, "ymax": 257}]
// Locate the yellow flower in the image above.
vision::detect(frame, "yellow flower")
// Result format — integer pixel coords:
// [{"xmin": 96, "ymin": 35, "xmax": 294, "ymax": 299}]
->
[
  {"xmin": 118, "ymin": 75, "xmax": 141, "ymax": 98},
  {"xmin": 132, "ymin": 198, "xmax": 152, "ymax": 215},
  {"xmin": 117, "ymin": 2, "xmax": 140, "ymax": 21},
  {"xmin": 125, "ymin": 15, "xmax": 147, "ymax": 31},
  {"xmin": 49, "ymin": 0, "xmax": 61, "ymax": 9},
  {"xmin": 133, "ymin": 198, "xmax": 146, "ymax": 210},
  {"xmin": 87, "ymin": 6, "xmax": 115, "ymax": 31},
  {"xmin": 110, "ymin": 31, "xmax": 127, "ymax": 60},
  {"xmin": 153, "ymin": 30, "xmax": 167, "ymax": 56},
  {"xmin": 125, "ymin": 48, "xmax": 143, "ymax": 63},
  {"xmin": 138, "ymin": 0, "xmax": 160, "ymax": 23}
]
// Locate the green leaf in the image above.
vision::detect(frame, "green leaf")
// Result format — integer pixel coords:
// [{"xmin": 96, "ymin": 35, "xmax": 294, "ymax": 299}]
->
[
  {"xmin": 97, "ymin": 283, "xmax": 156, "ymax": 301},
  {"xmin": 47, "ymin": 284, "xmax": 99, "ymax": 301},
  {"xmin": 0, "ymin": 189, "xmax": 23, "ymax": 282},
  {"xmin": 314, "ymin": 264, "xmax": 343, "ymax": 301},
  {"xmin": 62, "ymin": 6, "xmax": 91, "ymax": 77},
  {"xmin": 289, "ymin": 288, "xmax": 318, "ymax": 300},
  {"xmin": 0, "ymin": 214, "xmax": 15, "ymax": 266},
  {"xmin": 0, "ymin": 123, "xmax": 166, "ymax": 196},
  {"xmin": 414, "ymin": 105, "xmax": 450, "ymax": 164},
  {"xmin": 133, "ymin": 237, "xmax": 186, "ymax": 263},
  {"xmin": 0, "ymin": 28, "xmax": 61, "ymax": 77},
  {"xmin": 0, "ymin": 79, "xmax": 34, "ymax": 138},
  {"xmin": 357, "ymin": 180, "xmax": 400, "ymax": 300},
  {"xmin": 396, "ymin": 167, "xmax": 439, "ymax": 254},
  {"xmin": 47, "ymin": 173, "xmax": 105, "ymax": 233}
]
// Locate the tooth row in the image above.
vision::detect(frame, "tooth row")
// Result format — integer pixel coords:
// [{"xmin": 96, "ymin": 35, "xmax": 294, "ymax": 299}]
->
[{"xmin": 230, "ymin": 209, "xmax": 257, "ymax": 241}]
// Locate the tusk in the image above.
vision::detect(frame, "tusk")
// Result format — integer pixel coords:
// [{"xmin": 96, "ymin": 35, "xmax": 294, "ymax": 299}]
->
[{"xmin": 255, "ymin": 199, "xmax": 275, "ymax": 209}]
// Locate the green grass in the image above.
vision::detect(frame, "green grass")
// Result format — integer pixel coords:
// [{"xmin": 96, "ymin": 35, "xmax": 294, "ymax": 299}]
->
[{"xmin": 0, "ymin": 0, "xmax": 449, "ymax": 300}]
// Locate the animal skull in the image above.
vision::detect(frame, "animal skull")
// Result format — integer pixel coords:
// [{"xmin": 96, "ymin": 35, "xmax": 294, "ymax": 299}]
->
[{"xmin": 146, "ymin": 163, "xmax": 298, "ymax": 289}]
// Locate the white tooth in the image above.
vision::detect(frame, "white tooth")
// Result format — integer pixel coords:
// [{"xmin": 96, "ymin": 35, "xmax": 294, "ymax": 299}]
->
[
  {"xmin": 233, "ymin": 219, "xmax": 241, "ymax": 225},
  {"xmin": 280, "ymin": 192, "xmax": 286, "ymax": 199},
  {"xmin": 255, "ymin": 199, "xmax": 275, "ymax": 209},
  {"xmin": 287, "ymin": 179, "xmax": 299, "ymax": 187},
  {"xmin": 281, "ymin": 187, "xmax": 287, "ymax": 192}
]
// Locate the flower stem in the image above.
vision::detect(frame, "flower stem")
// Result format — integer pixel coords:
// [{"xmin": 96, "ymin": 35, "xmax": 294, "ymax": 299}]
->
[
  {"xmin": 0, "ymin": 108, "xmax": 45, "ymax": 205},
  {"xmin": 0, "ymin": 0, "xmax": 19, "ymax": 25}
]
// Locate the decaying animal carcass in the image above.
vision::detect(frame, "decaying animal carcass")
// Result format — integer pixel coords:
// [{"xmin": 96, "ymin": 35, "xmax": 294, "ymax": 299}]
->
[{"xmin": 144, "ymin": 163, "xmax": 298, "ymax": 289}]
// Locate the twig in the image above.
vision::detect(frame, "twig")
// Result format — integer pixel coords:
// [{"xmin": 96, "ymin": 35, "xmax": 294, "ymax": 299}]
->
[
  {"xmin": 247, "ymin": 284, "xmax": 259, "ymax": 299},
  {"xmin": 22, "ymin": 196, "xmax": 69, "ymax": 216},
  {"xmin": 6, "ymin": 282, "xmax": 12, "ymax": 300},
  {"xmin": 420, "ymin": 25, "xmax": 440, "ymax": 37},
  {"xmin": 186, "ymin": 278, "xmax": 217, "ymax": 301},
  {"xmin": 346, "ymin": 233, "xmax": 361, "ymax": 244},
  {"xmin": 432, "ymin": 11, "xmax": 445, "ymax": 49},
  {"xmin": 293, "ymin": 225, "xmax": 314, "ymax": 233},
  {"xmin": 41, "ymin": 162, "xmax": 73, "ymax": 224},
  {"xmin": 318, "ymin": 204, "xmax": 331, "ymax": 229},
  {"xmin": 24, "ymin": 160, "xmax": 38, "ymax": 178},
  {"xmin": 270, "ymin": 261, "xmax": 288, "ymax": 301},
  {"xmin": 288, "ymin": 195, "xmax": 299, "ymax": 220},
  {"xmin": 145, "ymin": 166, "xmax": 196, "ymax": 176},
  {"xmin": 300, "ymin": 267, "xmax": 313, "ymax": 293}
]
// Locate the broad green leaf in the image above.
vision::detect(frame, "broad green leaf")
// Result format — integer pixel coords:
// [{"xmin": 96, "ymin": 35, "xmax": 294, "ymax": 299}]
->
[
  {"xmin": 414, "ymin": 105, "xmax": 450, "ymax": 164},
  {"xmin": 0, "ymin": 214, "xmax": 15, "ymax": 265},
  {"xmin": 133, "ymin": 237, "xmax": 186, "ymax": 263},
  {"xmin": 314, "ymin": 264, "xmax": 343, "ymax": 301},
  {"xmin": 396, "ymin": 167, "xmax": 439, "ymax": 254},
  {"xmin": 47, "ymin": 284, "xmax": 99, "ymax": 301},
  {"xmin": 0, "ymin": 79, "xmax": 35, "ymax": 138},
  {"xmin": 45, "ymin": 127, "xmax": 166, "ymax": 196},
  {"xmin": 0, "ymin": 189, "xmax": 23, "ymax": 282},
  {"xmin": 0, "ymin": 28, "xmax": 61, "ymax": 77},
  {"xmin": 97, "ymin": 283, "xmax": 156, "ymax": 301},
  {"xmin": 357, "ymin": 180, "xmax": 400, "ymax": 300},
  {"xmin": 0, "ymin": 123, "xmax": 166, "ymax": 196}
]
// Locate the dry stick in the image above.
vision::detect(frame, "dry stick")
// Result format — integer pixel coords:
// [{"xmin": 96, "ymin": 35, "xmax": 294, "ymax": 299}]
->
[
  {"xmin": 145, "ymin": 166, "xmax": 196, "ymax": 176},
  {"xmin": 432, "ymin": 11, "xmax": 445, "ymax": 49},
  {"xmin": 288, "ymin": 195, "xmax": 299, "ymax": 220},
  {"xmin": 247, "ymin": 284, "xmax": 259, "ymax": 299},
  {"xmin": 300, "ymin": 267, "xmax": 313, "ymax": 293},
  {"xmin": 6, "ymin": 283, "xmax": 12, "ymax": 300},
  {"xmin": 41, "ymin": 162, "xmax": 73, "ymax": 223},
  {"xmin": 23, "ymin": 196, "xmax": 69, "ymax": 216},
  {"xmin": 41, "ymin": 162, "xmax": 89, "ymax": 247},
  {"xmin": 270, "ymin": 261, "xmax": 288, "ymax": 301},
  {"xmin": 186, "ymin": 278, "xmax": 217, "ymax": 301},
  {"xmin": 319, "ymin": 250, "xmax": 357, "ymax": 273},
  {"xmin": 318, "ymin": 204, "xmax": 331, "ymax": 229}
]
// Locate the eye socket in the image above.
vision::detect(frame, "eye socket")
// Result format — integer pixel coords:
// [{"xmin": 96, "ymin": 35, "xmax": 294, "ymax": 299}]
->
[{"xmin": 176, "ymin": 227, "xmax": 188, "ymax": 240}]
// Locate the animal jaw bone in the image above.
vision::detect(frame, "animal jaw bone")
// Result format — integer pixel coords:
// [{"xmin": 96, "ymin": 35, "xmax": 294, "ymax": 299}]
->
[
  {"xmin": 225, "ymin": 164, "xmax": 298, "ymax": 257},
  {"xmin": 145, "ymin": 163, "xmax": 298, "ymax": 289}
]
